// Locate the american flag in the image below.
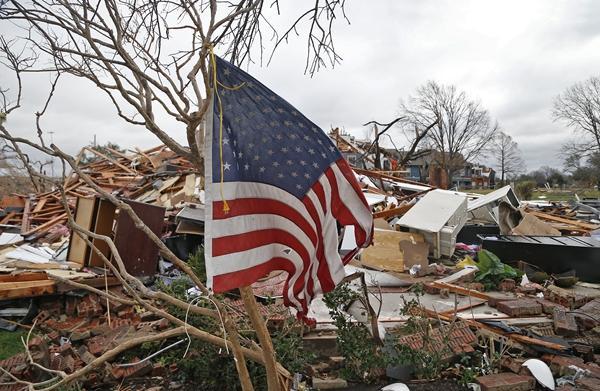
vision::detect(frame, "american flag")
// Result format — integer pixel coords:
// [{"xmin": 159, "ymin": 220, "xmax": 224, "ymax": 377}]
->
[{"xmin": 204, "ymin": 56, "xmax": 373, "ymax": 319}]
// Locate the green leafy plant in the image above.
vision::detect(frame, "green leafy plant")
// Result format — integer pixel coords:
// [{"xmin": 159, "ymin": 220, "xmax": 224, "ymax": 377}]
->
[
  {"xmin": 457, "ymin": 354, "xmax": 481, "ymax": 386},
  {"xmin": 474, "ymin": 250, "xmax": 521, "ymax": 290},
  {"xmin": 151, "ymin": 254, "xmax": 315, "ymax": 391},
  {"xmin": 393, "ymin": 284, "xmax": 453, "ymax": 380},
  {"xmin": 323, "ymin": 283, "xmax": 388, "ymax": 383},
  {"xmin": 188, "ymin": 246, "xmax": 206, "ymax": 283}
]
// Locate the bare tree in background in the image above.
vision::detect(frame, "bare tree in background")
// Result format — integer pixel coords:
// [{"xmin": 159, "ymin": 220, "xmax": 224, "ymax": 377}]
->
[
  {"xmin": 401, "ymin": 81, "xmax": 498, "ymax": 186},
  {"xmin": 0, "ymin": 1, "xmax": 349, "ymax": 389},
  {"xmin": 491, "ymin": 131, "xmax": 525, "ymax": 186},
  {"xmin": 359, "ymin": 117, "xmax": 437, "ymax": 170},
  {"xmin": 553, "ymin": 76, "xmax": 600, "ymax": 157}
]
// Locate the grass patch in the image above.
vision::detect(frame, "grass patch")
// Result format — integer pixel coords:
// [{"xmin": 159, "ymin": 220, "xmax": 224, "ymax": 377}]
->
[{"xmin": 0, "ymin": 330, "xmax": 26, "ymax": 360}]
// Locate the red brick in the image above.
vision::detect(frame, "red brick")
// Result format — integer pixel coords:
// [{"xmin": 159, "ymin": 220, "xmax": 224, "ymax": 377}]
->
[
  {"xmin": 576, "ymin": 377, "xmax": 600, "ymax": 391},
  {"xmin": 77, "ymin": 346, "xmax": 97, "ymax": 365},
  {"xmin": 65, "ymin": 296, "xmax": 78, "ymax": 316},
  {"xmin": 86, "ymin": 325, "xmax": 136, "ymax": 356},
  {"xmin": 496, "ymin": 298, "xmax": 542, "ymax": 317},
  {"xmin": 152, "ymin": 363, "xmax": 168, "ymax": 377},
  {"xmin": 38, "ymin": 296, "xmax": 63, "ymax": 315},
  {"xmin": 556, "ymin": 385, "xmax": 577, "ymax": 391},
  {"xmin": 573, "ymin": 343, "xmax": 595, "ymax": 362},
  {"xmin": 395, "ymin": 321, "xmax": 476, "ymax": 360},
  {"xmin": 46, "ymin": 331, "xmax": 60, "ymax": 343},
  {"xmin": 76, "ymin": 294, "xmax": 103, "ymax": 318},
  {"xmin": 423, "ymin": 282, "xmax": 440, "ymax": 295},
  {"xmin": 584, "ymin": 362, "xmax": 600, "ymax": 379},
  {"xmin": 61, "ymin": 354, "xmax": 76, "ymax": 374},
  {"xmin": 488, "ymin": 295, "xmax": 516, "ymax": 307},
  {"xmin": 545, "ymin": 285, "xmax": 591, "ymax": 309},
  {"xmin": 476, "ymin": 372, "xmax": 535, "ymax": 391},
  {"xmin": 0, "ymin": 353, "xmax": 27, "ymax": 374},
  {"xmin": 500, "ymin": 356, "xmax": 529, "ymax": 375},
  {"xmin": 86, "ymin": 336, "xmax": 107, "ymax": 356},
  {"xmin": 498, "ymin": 278, "xmax": 516, "ymax": 292},
  {"xmin": 553, "ymin": 308, "xmax": 578, "ymax": 336},
  {"xmin": 117, "ymin": 306, "xmax": 135, "ymax": 318},
  {"xmin": 535, "ymin": 297, "xmax": 568, "ymax": 314},
  {"xmin": 28, "ymin": 336, "xmax": 50, "ymax": 368},
  {"xmin": 575, "ymin": 298, "xmax": 600, "ymax": 330},
  {"xmin": 515, "ymin": 285, "xmax": 537, "ymax": 294},
  {"xmin": 33, "ymin": 310, "xmax": 51, "ymax": 324},
  {"xmin": 461, "ymin": 282, "xmax": 485, "ymax": 292},
  {"xmin": 111, "ymin": 359, "xmax": 152, "ymax": 379},
  {"xmin": 542, "ymin": 354, "xmax": 585, "ymax": 376}
]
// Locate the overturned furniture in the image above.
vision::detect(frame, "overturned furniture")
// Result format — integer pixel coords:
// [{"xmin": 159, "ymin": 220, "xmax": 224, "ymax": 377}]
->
[
  {"xmin": 467, "ymin": 185, "xmax": 520, "ymax": 223},
  {"xmin": 396, "ymin": 189, "xmax": 467, "ymax": 258},
  {"xmin": 67, "ymin": 196, "xmax": 165, "ymax": 276}
]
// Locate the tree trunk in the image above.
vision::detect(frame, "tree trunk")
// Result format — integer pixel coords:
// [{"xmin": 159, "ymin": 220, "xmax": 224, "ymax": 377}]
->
[{"xmin": 240, "ymin": 286, "xmax": 281, "ymax": 391}]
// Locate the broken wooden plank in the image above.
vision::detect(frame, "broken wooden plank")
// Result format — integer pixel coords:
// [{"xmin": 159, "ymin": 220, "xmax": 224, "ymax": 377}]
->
[
  {"xmin": 0, "ymin": 211, "xmax": 16, "ymax": 225},
  {"xmin": 33, "ymin": 197, "xmax": 47, "ymax": 213},
  {"xmin": 373, "ymin": 203, "xmax": 413, "ymax": 219},
  {"xmin": 21, "ymin": 197, "xmax": 31, "ymax": 234},
  {"xmin": 84, "ymin": 147, "xmax": 137, "ymax": 174},
  {"xmin": 105, "ymin": 147, "xmax": 133, "ymax": 161},
  {"xmin": 431, "ymin": 281, "xmax": 492, "ymax": 301},
  {"xmin": 0, "ymin": 272, "xmax": 48, "ymax": 283},
  {"xmin": 353, "ymin": 167, "xmax": 437, "ymax": 188},
  {"xmin": 528, "ymin": 210, "xmax": 600, "ymax": 231},
  {"xmin": 21, "ymin": 213, "xmax": 67, "ymax": 237},
  {"xmin": 67, "ymin": 198, "xmax": 96, "ymax": 266},
  {"xmin": 0, "ymin": 280, "xmax": 55, "ymax": 299}
]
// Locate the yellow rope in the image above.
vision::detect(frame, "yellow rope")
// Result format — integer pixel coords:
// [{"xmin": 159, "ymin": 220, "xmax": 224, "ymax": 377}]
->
[
  {"xmin": 209, "ymin": 47, "xmax": 246, "ymax": 213},
  {"xmin": 210, "ymin": 47, "xmax": 228, "ymax": 213}
]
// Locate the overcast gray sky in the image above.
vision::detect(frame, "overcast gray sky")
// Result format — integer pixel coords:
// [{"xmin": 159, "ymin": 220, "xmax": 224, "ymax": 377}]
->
[{"xmin": 2, "ymin": 0, "xmax": 600, "ymax": 172}]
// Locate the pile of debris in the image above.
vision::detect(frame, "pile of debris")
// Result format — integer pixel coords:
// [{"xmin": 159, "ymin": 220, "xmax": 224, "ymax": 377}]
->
[{"xmin": 2, "ymin": 141, "xmax": 600, "ymax": 390}]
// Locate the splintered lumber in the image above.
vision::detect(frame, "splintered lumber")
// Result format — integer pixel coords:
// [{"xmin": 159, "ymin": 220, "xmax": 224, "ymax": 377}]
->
[
  {"xmin": 0, "ymin": 279, "xmax": 55, "ymax": 299},
  {"xmin": 373, "ymin": 203, "xmax": 413, "ymax": 219},
  {"xmin": 528, "ymin": 210, "xmax": 600, "ymax": 231},
  {"xmin": 2, "ymin": 144, "xmax": 198, "ymax": 245},
  {"xmin": 135, "ymin": 147, "xmax": 156, "ymax": 167},
  {"xmin": 0, "ymin": 211, "xmax": 16, "ymax": 225},
  {"xmin": 431, "ymin": 281, "xmax": 491, "ymax": 301},
  {"xmin": 21, "ymin": 197, "xmax": 31, "ymax": 233},
  {"xmin": 33, "ymin": 197, "xmax": 47, "ymax": 213},
  {"xmin": 84, "ymin": 147, "xmax": 136, "ymax": 174},
  {"xmin": 54, "ymin": 276, "xmax": 121, "ymax": 293},
  {"xmin": 105, "ymin": 147, "xmax": 132, "ymax": 161},
  {"xmin": 0, "ymin": 272, "xmax": 48, "ymax": 283},
  {"xmin": 353, "ymin": 167, "xmax": 436, "ymax": 189},
  {"xmin": 21, "ymin": 213, "xmax": 67, "ymax": 237}
]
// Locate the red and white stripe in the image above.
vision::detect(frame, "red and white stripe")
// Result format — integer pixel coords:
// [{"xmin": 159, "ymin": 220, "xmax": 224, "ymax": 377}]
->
[{"xmin": 205, "ymin": 158, "xmax": 373, "ymax": 317}]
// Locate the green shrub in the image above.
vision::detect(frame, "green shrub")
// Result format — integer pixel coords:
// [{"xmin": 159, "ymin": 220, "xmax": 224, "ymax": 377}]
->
[
  {"xmin": 323, "ymin": 283, "xmax": 387, "ymax": 383},
  {"xmin": 516, "ymin": 180, "xmax": 535, "ymax": 200},
  {"xmin": 150, "ymin": 259, "xmax": 315, "ymax": 390}
]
